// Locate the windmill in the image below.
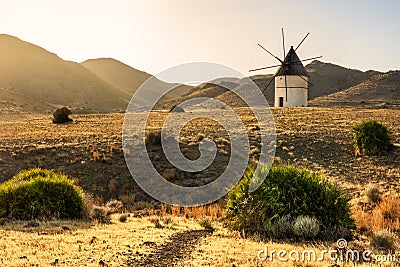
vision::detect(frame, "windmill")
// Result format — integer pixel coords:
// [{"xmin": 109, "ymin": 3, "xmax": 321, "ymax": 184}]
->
[{"xmin": 250, "ymin": 29, "xmax": 322, "ymax": 107}]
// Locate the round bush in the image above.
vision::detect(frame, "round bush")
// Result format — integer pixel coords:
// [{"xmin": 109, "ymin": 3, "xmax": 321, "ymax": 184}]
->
[
  {"xmin": 292, "ymin": 215, "xmax": 320, "ymax": 240},
  {"xmin": 53, "ymin": 107, "xmax": 73, "ymax": 124},
  {"xmin": 225, "ymin": 164, "xmax": 355, "ymax": 240},
  {"xmin": 353, "ymin": 120, "xmax": 392, "ymax": 155},
  {"xmin": 0, "ymin": 168, "xmax": 84, "ymax": 220}
]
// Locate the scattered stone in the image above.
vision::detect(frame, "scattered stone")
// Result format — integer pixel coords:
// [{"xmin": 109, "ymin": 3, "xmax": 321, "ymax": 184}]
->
[{"xmin": 142, "ymin": 241, "xmax": 156, "ymax": 247}]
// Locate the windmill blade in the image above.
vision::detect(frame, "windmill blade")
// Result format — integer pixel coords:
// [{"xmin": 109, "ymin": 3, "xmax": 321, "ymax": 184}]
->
[
  {"xmin": 297, "ymin": 74, "xmax": 314, "ymax": 87},
  {"xmin": 284, "ymin": 74, "xmax": 288, "ymax": 102},
  {"xmin": 261, "ymin": 74, "xmax": 277, "ymax": 94},
  {"xmin": 295, "ymin": 32, "xmax": 310, "ymax": 51},
  {"xmin": 291, "ymin": 56, "xmax": 323, "ymax": 65},
  {"xmin": 282, "ymin": 28, "xmax": 286, "ymax": 59},
  {"xmin": 258, "ymin": 44, "xmax": 283, "ymax": 64},
  {"xmin": 249, "ymin": 63, "xmax": 283, "ymax": 72}
]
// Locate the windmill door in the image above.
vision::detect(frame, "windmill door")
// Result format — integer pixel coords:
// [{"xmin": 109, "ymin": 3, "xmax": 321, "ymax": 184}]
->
[{"xmin": 279, "ymin": 97, "xmax": 284, "ymax": 107}]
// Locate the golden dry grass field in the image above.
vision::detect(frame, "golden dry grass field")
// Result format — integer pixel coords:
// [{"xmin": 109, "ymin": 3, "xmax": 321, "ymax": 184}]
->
[{"xmin": 0, "ymin": 107, "xmax": 400, "ymax": 266}]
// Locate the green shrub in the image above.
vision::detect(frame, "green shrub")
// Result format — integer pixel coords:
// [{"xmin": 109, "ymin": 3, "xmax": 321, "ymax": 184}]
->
[
  {"xmin": 353, "ymin": 120, "xmax": 392, "ymax": 155},
  {"xmin": 225, "ymin": 164, "xmax": 355, "ymax": 240},
  {"xmin": 0, "ymin": 168, "xmax": 84, "ymax": 220},
  {"xmin": 266, "ymin": 215, "xmax": 293, "ymax": 240},
  {"xmin": 292, "ymin": 215, "xmax": 320, "ymax": 240}
]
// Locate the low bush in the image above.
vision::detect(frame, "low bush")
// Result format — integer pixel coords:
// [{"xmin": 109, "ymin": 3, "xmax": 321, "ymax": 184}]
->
[
  {"xmin": 169, "ymin": 105, "xmax": 185, "ymax": 113},
  {"xmin": 52, "ymin": 107, "xmax": 73, "ymax": 124},
  {"xmin": 353, "ymin": 120, "xmax": 392, "ymax": 155},
  {"xmin": 118, "ymin": 214, "xmax": 128, "ymax": 223},
  {"xmin": 146, "ymin": 131, "xmax": 162, "ymax": 146},
  {"xmin": 365, "ymin": 184, "xmax": 381, "ymax": 204},
  {"xmin": 199, "ymin": 217, "xmax": 214, "ymax": 230},
  {"xmin": 105, "ymin": 199, "xmax": 124, "ymax": 213},
  {"xmin": 370, "ymin": 229, "xmax": 397, "ymax": 252},
  {"xmin": 91, "ymin": 206, "xmax": 111, "ymax": 224},
  {"xmin": 225, "ymin": 164, "xmax": 355, "ymax": 240},
  {"xmin": 0, "ymin": 168, "xmax": 84, "ymax": 220},
  {"xmin": 292, "ymin": 215, "xmax": 320, "ymax": 240}
]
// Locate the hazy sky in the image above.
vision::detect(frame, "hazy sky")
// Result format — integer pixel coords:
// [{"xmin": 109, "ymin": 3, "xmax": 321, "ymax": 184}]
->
[{"xmin": 1, "ymin": 0, "xmax": 399, "ymax": 76}]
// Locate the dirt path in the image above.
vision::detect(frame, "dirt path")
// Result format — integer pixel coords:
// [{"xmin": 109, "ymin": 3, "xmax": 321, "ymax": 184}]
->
[{"xmin": 127, "ymin": 229, "xmax": 213, "ymax": 267}]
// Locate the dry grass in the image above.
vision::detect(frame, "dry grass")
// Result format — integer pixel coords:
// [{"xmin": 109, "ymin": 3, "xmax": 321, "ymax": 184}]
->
[
  {"xmin": 0, "ymin": 215, "xmax": 200, "ymax": 267},
  {"xmin": 353, "ymin": 194, "xmax": 400, "ymax": 234},
  {"xmin": 1, "ymin": 214, "xmax": 396, "ymax": 267}
]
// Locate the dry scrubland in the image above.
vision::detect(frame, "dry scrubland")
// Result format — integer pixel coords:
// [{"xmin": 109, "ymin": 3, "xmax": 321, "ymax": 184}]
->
[{"xmin": 0, "ymin": 107, "xmax": 400, "ymax": 266}]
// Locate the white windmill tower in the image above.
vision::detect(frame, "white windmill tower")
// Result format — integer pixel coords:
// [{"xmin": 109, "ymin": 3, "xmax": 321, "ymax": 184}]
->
[{"xmin": 250, "ymin": 29, "xmax": 321, "ymax": 107}]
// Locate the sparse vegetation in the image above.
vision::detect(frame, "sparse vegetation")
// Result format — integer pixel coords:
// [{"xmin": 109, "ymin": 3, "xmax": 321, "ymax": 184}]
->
[
  {"xmin": 0, "ymin": 168, "xmax": 84, "ymax": 220},
  {"xmin": 52, "ymin": 107, "xmax": 73, "ymax": 124},
  {"xmin": 198, "ymin": 217, "xmax": 214, "ymax": 230},
  {"xmin": 105, "ymin": 199, "xmax": 123, "ymax": 213},
  {"xmin": 365, "ymin": 184, "xmax": 381, "ymax": 204},
  {"xmin": 0, "ymin": 108, "xmax": 399, "ymax": 266},
  {"xmin": 353, "ymin": 194, "xmax": 400, "ymax": 236},
  {"xmin": 370, "ymin": 229, "xmax": 397, "ymax": 252},
  {"xmin": 91, "ymin": 206, "xmax": 111, "ymax": 224},
  {"xmin": 225, "ymin": 164, "xmax": 355, "ymax": 240},
  {"xmin": 353, "ymin": 120, "xmax": 392, "ymax": 155}
]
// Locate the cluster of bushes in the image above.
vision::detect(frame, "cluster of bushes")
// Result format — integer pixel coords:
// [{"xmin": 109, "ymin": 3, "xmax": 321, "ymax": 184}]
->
[{"xmin": 225, "ymin": 164, "xmax": 355, "ymax": 241}]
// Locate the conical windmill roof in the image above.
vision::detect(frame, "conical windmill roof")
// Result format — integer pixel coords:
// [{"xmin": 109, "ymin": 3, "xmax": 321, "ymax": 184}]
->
[{"xmin": 275, "ymin": 46, "xmax": 308, "ymax": 76}]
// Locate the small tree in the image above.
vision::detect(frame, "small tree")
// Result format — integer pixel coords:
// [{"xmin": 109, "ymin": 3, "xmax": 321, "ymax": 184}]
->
[
  {"xmin": 353, "ymin": 120, "xmax": 392, "ymax": 155},
  {"xmin": 53, "ymin": 107, "xmax": 73, "ymax": 124}
]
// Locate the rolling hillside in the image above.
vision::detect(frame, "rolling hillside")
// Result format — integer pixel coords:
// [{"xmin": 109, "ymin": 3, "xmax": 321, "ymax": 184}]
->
[
  {"xmin": 310, "ymin": 71, "xmax": 400, "ymax": 106},
  {"xmin": 0, "ymin": 34, "xmax": 129, "ymax": 115},
  {"xmin": 305, "ymin": 60, "xmax": 380, "ymax": 99},
  {"xmin": 158, "ymin": 60, "xmax": 387, "ymax": 108},
  {"xmin": 82, "ymin": 58, "xmax": 192, "ymax": 101}
]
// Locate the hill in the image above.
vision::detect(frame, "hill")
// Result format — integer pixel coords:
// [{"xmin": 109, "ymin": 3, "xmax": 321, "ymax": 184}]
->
[
  {"xmin": 0, "ymin": 34, "xmax": 129, "ymax": 115},
  {"xmin": 310, "ymin": 71, "xmax": 400, "ymax": 106},
  {"xmin": 82, "ymin": 58, "xmax": 192, "ymax": 101},
  {"xmin": 305, "ymin": 60, "xmax": 380, "ymax": 99},
  {"xmin": 157, "ymin": 60, "xmax": 382, "ymax": 109}
]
